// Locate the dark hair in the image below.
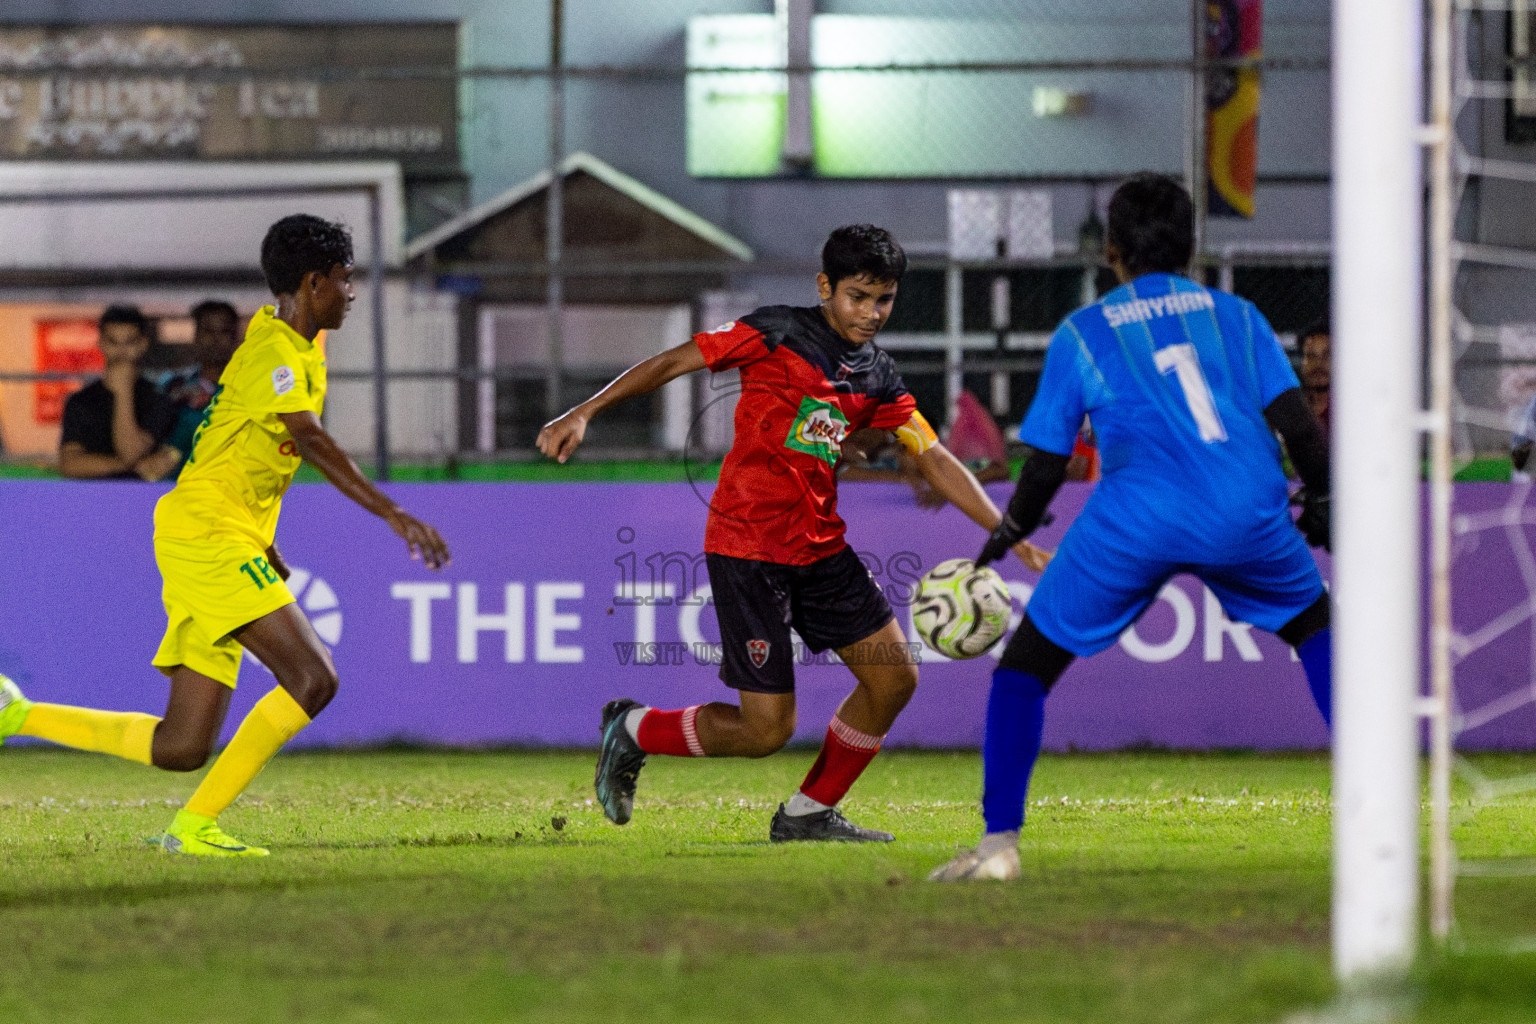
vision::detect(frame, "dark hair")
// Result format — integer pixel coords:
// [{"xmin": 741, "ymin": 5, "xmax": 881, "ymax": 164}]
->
[
  {"xmin": 190, "ymin": 299, "xmax": 238, "ymax": 323},
  {"xmin": 260, "ymin": 214, "xmax": 354, "ymax": 295},
  {"xmin": 98, "ymin": 304, "xmax": 146, "ymax": 333},
  {"xmin": 1299, "ymin": 317, "xmax": 1331, "ymax": 342},
  {"xmin": 1106, "ymin": 173, "xmax": 1194, "ymax": 277},
  {"xmin": 821, "ymin": 224, "xmax": 907, "ymax": 289}
]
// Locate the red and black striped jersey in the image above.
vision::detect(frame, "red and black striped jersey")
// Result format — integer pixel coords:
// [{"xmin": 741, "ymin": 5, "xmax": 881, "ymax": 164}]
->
[{"xmin": 695, "ymin": 305, "xmax": 918, "ymax": 565}]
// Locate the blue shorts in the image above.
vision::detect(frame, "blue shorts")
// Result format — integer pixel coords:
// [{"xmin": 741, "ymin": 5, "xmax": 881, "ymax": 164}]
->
[{"xmin": 1026, "ymin": 514, "xmax": 1325, "ymax": 657}]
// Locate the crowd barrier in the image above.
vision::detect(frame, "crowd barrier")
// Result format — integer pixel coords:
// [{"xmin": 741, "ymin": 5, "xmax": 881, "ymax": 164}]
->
[{"xmin": 0, "ymin": 479, "xmax": 1529, "ymax": 750}]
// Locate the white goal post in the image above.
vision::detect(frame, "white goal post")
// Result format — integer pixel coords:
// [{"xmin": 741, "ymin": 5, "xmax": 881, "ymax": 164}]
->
[{"xmin": 1331, "ymin": 0, "xmax": 1425, "ymax": 982}]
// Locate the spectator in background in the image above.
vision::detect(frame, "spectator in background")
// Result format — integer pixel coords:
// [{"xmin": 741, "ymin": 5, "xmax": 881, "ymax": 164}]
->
[
  {"xmin": 943, "ymin": 389, "xmax": 1013, "ymax": 485},
  {"xmin": 1512, "ymin": 393, "xmax": 1536, "ymax": 480},
  {"xmin": 164, "ymin": 300, "xmax": 241, "ymax": 412},
  {"xmin": 163, "ymin": 300, "xmax": 243, "ymax": 461},
  {"xmin": 58, "ymin": 305, "xmax": 182, "ymax": 480},
  {"xmin": 1299, "ymin": 318, "xmax": 1331, "ymax": 441}
]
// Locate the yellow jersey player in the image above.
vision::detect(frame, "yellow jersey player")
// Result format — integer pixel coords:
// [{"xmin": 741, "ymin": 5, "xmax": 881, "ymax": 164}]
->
[{"xmin": 0, "ymin": 214, "xmax": 450, "ymax": 856}]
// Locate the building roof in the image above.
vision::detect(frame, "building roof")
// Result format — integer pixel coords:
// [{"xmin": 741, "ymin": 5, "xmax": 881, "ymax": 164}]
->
[{"xmin": 405, "ymin": 151, "xmax": 753, "ymax": 265}]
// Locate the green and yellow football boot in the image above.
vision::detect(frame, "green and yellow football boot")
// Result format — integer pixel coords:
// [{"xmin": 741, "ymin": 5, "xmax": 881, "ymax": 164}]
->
[
  {"xmin": 0, "ymin": 674, "xmax": 33, "ymax": 743},
  {"xmin": 157, "ymin": 809, "xmax": 270, "ymax": 857}
]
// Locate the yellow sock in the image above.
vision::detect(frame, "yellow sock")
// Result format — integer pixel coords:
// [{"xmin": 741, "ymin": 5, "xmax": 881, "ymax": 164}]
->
[
  {"xmin": 19, "ymin": 704, "xmax": 160, "ymax": 766},
  {"xmin": 184, "ymin": 687, "xmax": 310, "ymax": 820}
]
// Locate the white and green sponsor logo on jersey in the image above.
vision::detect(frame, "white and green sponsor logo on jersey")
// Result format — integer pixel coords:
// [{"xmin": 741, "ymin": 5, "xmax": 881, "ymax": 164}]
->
[{"xmin": 783, "ymin": 396, "xmax": 849, "ymax": 465}]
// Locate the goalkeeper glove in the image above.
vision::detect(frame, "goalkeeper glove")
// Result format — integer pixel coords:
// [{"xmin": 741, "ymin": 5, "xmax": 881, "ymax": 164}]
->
[
  {"xmin": 976, "ymin": 511, "xmax": 1054, "ymax": 568},
  {"xmin": 1292, "ymin": 487, "xmax": 1331, "ymax": 551},
  {"xmin": 976, "ymin": 514, "xmax": 1023, "ymax": 569}
]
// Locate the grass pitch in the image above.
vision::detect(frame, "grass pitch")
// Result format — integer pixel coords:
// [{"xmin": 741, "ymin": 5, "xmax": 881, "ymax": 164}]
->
[{"xmin": 0, "ymin": 748, "xmax": 1533, "ymax": 1024}]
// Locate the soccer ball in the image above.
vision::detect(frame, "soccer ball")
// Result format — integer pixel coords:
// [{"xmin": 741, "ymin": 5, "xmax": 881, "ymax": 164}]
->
[{"xmin": 912, "ymin": 558, "xmax": 1012, "ymax": 659}]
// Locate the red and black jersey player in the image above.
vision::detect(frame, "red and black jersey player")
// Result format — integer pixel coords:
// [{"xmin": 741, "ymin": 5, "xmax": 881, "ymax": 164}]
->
[{"xmin": 538, "ymin": 225, "xmax": 1050, "ymax": 842}]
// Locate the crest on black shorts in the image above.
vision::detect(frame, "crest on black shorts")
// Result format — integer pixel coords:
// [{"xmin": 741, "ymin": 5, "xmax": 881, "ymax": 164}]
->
[{"xmin": 746, "ymin": 639, "xmax": 770, "ymax": 668}]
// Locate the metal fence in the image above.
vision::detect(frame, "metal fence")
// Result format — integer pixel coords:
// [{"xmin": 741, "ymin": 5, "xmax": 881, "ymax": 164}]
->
[{"xmin": 0, "ymin": 2, "xmax": 1333, "ymax": 476}]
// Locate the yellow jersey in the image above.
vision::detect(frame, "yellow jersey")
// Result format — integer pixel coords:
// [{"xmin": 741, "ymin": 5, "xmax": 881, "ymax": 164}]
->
[{"xmin": 154, "ymin": 306, "xmax": 328, "ymax": 548}]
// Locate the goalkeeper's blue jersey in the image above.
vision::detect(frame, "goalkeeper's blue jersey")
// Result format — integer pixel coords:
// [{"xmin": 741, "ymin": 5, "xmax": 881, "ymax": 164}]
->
[{"xmin": 1021, "ymin": 272, "xmax": 1300, "ymax": 562}]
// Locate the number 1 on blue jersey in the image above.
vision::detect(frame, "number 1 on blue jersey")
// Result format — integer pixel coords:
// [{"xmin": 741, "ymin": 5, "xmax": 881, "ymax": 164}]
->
[{"xmin": 1153, "ymin": 343, "xmax": 1228, "ymax": 443}]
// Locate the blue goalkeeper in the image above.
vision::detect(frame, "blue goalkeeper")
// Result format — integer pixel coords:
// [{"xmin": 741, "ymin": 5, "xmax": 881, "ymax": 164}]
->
[{"xmin": 931, "ymin": 173, "xmax": 1333, "ymax": 881}]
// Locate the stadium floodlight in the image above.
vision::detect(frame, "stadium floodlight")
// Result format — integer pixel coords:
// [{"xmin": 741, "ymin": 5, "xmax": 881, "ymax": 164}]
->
[{"xmin": 1330, "ymin": 0, "xmax": 1424, "ymax": 982}]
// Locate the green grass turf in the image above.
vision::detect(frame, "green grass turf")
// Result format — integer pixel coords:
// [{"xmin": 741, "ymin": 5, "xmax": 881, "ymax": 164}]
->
[
  {"xmin": 1, "ymin": 455, "xmax": 1520, "ymax": 483},
  {"xmin": 0, "ymin": 463, "xmax": 58, "ymax": 479},
  {"xmin": 292, "ymin": 458, "xmax": 728, "ymax": 484},
  {"xmin": 0, "ymin": 749, "xmax": 1533, "ymax": 1023},
  {"xmin": 0, "ymin": 459, "xmax": 727, "ymax": 483},
  {"xmin": 1452, "ymin": 457, "xmax": 1515, "ymax": 483}
]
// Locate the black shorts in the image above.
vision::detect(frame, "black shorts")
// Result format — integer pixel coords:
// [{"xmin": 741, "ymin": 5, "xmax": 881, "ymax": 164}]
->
[{"xmin": 707, "ymin": 546, "xmax": 896, "ymax": 695}]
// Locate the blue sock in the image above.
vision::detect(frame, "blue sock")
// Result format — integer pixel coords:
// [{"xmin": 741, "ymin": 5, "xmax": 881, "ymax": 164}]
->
[
  {"xmin": 981, "ymin": 667, "xmax": 1048, "ymax": 834},
  {"xmin": 1297, "ymin": 627, "xmax": 1332, "ymax": 727}
]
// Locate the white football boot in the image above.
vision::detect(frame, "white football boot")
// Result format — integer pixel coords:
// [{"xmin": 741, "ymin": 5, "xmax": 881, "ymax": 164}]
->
[{"xmin": 928, "ymin": 843, "xmax": 1022, "ymax": 882}]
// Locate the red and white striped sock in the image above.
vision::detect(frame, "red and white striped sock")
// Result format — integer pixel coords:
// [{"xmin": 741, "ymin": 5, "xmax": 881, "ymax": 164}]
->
[
  {"xmin": 790, "ymin": 716, "xmax": 884, "ymax": 813},
  {"xmin": 629, "ymin": 705, "xmax": 706, "ymax": 757}
]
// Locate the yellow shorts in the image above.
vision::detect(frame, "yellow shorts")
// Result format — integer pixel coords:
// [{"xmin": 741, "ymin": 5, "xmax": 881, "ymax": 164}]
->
[{"xmin": 151, "ymin": 536, "xmax": 295, "ymax": 688}]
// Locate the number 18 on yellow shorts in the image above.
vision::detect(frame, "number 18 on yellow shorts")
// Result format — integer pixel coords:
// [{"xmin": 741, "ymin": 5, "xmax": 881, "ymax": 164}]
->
[{"xmin": 151, "ymin": 536, "xmax": 297, "ymax": 688}]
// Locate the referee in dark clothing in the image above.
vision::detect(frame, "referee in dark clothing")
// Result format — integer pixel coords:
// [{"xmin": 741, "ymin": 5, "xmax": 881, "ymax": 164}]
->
[{"xmin": 58, "ymin": 305, "xmax": 182, "ymax": 481}]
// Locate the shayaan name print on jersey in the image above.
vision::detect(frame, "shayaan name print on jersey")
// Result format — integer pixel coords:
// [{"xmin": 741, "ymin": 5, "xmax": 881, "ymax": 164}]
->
[{"xmin": 1102, "ymin": 289, "xmax": 1216, "ymax": 329}]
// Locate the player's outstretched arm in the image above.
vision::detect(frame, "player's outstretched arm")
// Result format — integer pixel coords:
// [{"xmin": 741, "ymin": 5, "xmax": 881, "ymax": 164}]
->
[
  {"xmin": 537, "ymin": 340, "xmax": 707, "ymax": 463},
  {"xmin": 277, "ymin": 411, "xmax": 450, "ymax": 570},
  {"xmin": 913, "ymin": 442, "xmax": 1002, "ymax": 528},
  {"xmin": 974, "ymin": 449, "xmax": 1069, "ymax": 570},
  {"xmin": 1263, "ymin": 387, "xmax": 1331, "ymax": 550},
  {"xmin": 909, "ymin": 433, "xmax": 1052, "ymax": 572}
]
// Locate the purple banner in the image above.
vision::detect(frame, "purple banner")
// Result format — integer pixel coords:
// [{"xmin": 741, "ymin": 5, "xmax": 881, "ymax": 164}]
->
[{"xmin": 0, "ymin": 480, "xmax": 1530, "ymax": 750}]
